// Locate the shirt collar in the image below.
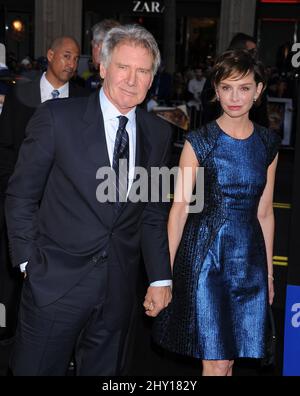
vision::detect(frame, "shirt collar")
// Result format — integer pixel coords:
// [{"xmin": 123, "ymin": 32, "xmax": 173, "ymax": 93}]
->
[
  {"xmin": 99, "ymin": 88, "xmax": 136, "ymax": 126},
  {"xmin": 41, "ymin": 72, "xmax": 69, "ymax": 96}
]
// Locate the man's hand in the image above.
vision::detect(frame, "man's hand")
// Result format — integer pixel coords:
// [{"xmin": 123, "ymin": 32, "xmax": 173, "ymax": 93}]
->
[{"xmin": 143, "ymin": 286, "xmax": 172, "ymax": 317}]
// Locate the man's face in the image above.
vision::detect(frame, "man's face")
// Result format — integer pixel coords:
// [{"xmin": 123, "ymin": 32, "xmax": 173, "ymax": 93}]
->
[
  {"xmin": 47, "ymin": 39, "xmax": 80, "ymax": 85},
  {"xmin": 92, "ymin": 40, "xmax": 102, "ymax": 69},
  {"xmin": 195, "ymin": 69, "xmax": 203, "ymax": 80},
  {"xmin": 100, "ymin": 43, "xmax": 154, "ymax": 114},
  {"xmin": 245, "ymin": 41, "xmax": 257, "ymax": 51},
  {"xmin": 245, "ymin": 40, "xmax": 258, "ymax": 58}
]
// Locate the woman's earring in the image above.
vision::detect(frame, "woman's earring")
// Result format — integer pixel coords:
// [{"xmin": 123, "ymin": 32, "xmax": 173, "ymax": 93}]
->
[{"xmin": 253, "ymin": 97, "xmax": 257, "ymax": 103}]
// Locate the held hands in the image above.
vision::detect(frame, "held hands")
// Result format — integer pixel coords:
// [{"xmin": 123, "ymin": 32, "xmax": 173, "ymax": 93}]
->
[{"xmin": 143, "ymin": 286, "xmax": 172, "ymax": 318}]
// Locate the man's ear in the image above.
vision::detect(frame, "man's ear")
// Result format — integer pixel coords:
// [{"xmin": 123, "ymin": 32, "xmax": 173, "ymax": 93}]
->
[
  {"xmin": 99, "ymin": 63, "xmax": 106, "ymax": 79},
  {"xmin": 148, "ymin": 76, "xmax": 154, "ymax": 90},
  {"xmin": 47, "ymin": 49, "xmax": 54, "ymax": 63}
]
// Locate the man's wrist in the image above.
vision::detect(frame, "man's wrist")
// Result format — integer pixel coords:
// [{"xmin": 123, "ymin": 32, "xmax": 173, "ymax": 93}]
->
[{"xmin": 150, "ymin": 280, "xmax": 172, "ymax": 288}]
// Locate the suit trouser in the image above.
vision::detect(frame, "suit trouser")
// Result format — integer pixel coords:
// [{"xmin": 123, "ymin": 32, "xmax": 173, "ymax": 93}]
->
[{"xmin": 10, "ymin": 259, "xmax": 130, "ymax": 376}]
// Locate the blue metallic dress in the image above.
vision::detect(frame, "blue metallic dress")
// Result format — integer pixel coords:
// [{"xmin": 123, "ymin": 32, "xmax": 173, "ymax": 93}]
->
[{"xmin": 153, "ymin": 121, "xmax": 280, "ymax": 360}]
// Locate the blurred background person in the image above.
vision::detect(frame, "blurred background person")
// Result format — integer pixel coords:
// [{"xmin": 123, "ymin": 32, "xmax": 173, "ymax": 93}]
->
[
  {"xmin": 186, "ymin": 67, "xmax": 206, "ymax": 111},
  {"xmin": 148, "ymin": 61, "xmax": 173, "ymax": 107},
  {"xmin": 86, "ymin": 19, "xmax": 120, "ymax": 91}
]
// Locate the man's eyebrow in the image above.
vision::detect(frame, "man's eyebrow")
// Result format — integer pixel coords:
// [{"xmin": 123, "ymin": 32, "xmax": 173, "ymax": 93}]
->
[{"xmin": 63, "ymin": 49, "xmax": 79, "ymax": 54}]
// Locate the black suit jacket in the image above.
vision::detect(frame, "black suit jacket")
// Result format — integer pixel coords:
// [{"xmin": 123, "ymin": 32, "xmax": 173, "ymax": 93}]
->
[
  {"xmin": 0, "ymin": 77, "xmax": 88, "ymax": 207},
  {"xmin": 5, "ymin": 92, "xmax": 172, "ymax": 329}
]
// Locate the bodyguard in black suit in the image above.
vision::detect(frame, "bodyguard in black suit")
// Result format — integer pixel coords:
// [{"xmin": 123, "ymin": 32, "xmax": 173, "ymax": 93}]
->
[
  {"xmin": 5, "ymin": 25, "xmax": 172, "ymax": 376},
  {"xmin": 0, "ymin": 36, "xmax": 87, "ymax": 193},
  {"xmin": 0, "ymin": 36, "xmax": 88, "ymax": 375}
]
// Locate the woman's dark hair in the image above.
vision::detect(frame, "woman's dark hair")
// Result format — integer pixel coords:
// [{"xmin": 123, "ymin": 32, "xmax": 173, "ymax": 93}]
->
[
  {"xmin": 211, "ymin": 49, "xmax": 266, "ymax": 91},
  {"xmin": 228, "ymin": 33, "xmax": 256, "ymax": 50}
]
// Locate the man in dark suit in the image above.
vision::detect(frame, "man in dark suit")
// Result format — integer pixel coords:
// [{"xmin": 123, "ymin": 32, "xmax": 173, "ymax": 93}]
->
[
  {"xmin": 0, "ymin": 36, "xmax": 88, "ymax": 375},
  {"xmin": 0, "ymin": 35, "xmax": 86, "ymax": 181},
  {"xmin": 5, "ymin": 24, "xmax": 172, "ymax": 376}
]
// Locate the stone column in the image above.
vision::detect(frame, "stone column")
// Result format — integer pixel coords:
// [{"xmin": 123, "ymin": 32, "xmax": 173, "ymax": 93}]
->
[
  {"xmin": 35, "ymin": 0, "xmax": 82, "ymax": 58},
  {"xmin": 0, "ymin": 43, "xmax": 5, "ymax": 66},
  {"xmin": 218, "ymin": 0, "xmax": 257, "ymax": 54},
  {"xmin": 163, "ymin": 0, "xmax": 176, "ymax": 74}
]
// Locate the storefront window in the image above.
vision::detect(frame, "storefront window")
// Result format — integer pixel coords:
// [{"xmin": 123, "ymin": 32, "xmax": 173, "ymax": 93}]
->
[{"xmin": 186, "ymin": 17, "xmax": 217, "ymax": 68}]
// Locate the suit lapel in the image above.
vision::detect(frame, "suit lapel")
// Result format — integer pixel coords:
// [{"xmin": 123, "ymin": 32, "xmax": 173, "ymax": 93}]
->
[
  {"xmin": 17, "ymin": 77, "xmax": 42, "ymax": 109},
  {"xmin": 82, "ymin": 96, "xmax": 153, "ymax": 225},
  {"xmin": 33, "ymin": 78, "xmax": 42, "ymax": 106},
  {"xmin": 82, "ymin": 92, "xmax": 114, "ymax": 226},
  {"xmin": 69, "ymin": 81, "xmax": 85, "ymax": 98},
  {"xmin": 135, "ymin": 108, "xmax": 152, "ymax": 170},
  {"xmin": 82, "ymin": 92, "xmax": 110, "ymax": 169},
  {"xmin": 69, "ymin": 82, "xmax": 77, "ymax": 97}
]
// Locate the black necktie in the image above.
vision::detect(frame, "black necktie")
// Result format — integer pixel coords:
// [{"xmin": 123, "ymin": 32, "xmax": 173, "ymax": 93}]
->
[{"xmin": 113, "ymin": 116, "xmax": 129, "ymax": 210}]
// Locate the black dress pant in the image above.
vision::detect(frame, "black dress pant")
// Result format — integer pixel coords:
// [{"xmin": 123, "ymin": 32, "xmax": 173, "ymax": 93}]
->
[{"xmin": 10, "ymin": 259, "xmax": 130, "ymax": 376}]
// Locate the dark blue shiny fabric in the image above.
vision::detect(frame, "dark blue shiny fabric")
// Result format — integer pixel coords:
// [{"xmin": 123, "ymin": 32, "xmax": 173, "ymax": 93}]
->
[{"xmin": 153, "ymin": 121, "xmax": 281, "ymax": 360}]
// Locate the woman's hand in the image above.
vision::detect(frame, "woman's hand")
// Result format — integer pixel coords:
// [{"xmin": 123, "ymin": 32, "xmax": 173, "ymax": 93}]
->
[{"xmin": 268, "ymin": 276, "xmax": 275, "ymax": 305}]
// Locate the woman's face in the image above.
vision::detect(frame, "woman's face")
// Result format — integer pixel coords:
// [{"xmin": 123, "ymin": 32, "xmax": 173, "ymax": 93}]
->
[{"xmin": 215, "ymin": 72, "xmax": 263, "ymax": 119}]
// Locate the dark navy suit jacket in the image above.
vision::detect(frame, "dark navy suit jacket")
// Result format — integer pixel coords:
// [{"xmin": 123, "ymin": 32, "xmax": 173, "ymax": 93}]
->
[{"xmin": 5, "ymin": 92, "xmax": 172, "ymax": 329}]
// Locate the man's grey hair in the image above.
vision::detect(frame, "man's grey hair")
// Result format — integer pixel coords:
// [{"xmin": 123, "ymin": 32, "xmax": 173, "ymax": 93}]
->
[
  {"xmin": 92, "ymin": 19, "xmax": 120, "ymax": 45},
  {"xmin": 101, "ymin": 24, "xmax": 161, "ymax": 76}
]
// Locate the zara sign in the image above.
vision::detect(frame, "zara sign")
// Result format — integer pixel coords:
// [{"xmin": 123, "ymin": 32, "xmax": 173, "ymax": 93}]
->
[{"xmin": 133, "ymin": 1, "xmax": 165, "ymax": 13}]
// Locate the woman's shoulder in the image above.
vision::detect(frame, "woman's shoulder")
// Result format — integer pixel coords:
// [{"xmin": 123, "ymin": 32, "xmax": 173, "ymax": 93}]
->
[
  {"xmin": 185, "ymin": 121, "xmax": 220, "ymax": 149},
  {"xmin": 185, "ymin": 121, "xmax": 220, "ymax": 164}
]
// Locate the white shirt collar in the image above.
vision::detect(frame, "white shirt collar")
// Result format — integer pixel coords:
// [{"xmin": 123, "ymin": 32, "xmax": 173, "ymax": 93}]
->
[
  {"xmin": 40, "ymin": 72, "xmax": 69, "ymax": 103},
  {"xmin": 99, "ymin": 88, "xmax": 136, "ymax": 127}
]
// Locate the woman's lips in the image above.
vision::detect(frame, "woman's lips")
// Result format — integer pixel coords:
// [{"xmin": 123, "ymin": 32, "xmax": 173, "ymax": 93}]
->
[{"xmin": 228, "ymin": 106, "xmax": 242, "ymax": 111}]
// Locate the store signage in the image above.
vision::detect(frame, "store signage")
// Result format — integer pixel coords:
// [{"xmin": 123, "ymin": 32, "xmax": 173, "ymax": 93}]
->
[
  {"xmin": 292, "ymin": 43, "xmax": 300, "ymax": 68},
  {"xmin": 260, "ymin": 0, "xmax": 300, "ymax": 3},
  {"xmin": 133, "ymin": 1, "xmax": 165, "ymax": 13},
  {"xmin": 283, "ymin": 285, "xmax": 300, "ymax": 376}
]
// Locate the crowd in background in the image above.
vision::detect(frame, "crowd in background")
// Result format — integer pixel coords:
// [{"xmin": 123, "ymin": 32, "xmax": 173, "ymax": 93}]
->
[
  {"xmin": 0, "ymin": 19, "xmax": 299, "ymax": 377},
  {"xmin": 1, "ymin": 38, "xmax": 298, "ymax": 150}
]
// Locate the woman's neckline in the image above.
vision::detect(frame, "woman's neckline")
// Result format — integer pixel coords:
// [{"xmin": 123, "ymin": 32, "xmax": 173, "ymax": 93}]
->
[{"xmin": 214, "ymin": 120, "xmax": 255, "ymax": 141}]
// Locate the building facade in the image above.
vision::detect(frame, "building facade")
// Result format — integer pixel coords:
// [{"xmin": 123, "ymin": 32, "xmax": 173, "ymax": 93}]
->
[{"xmin": 0, "ymin": 0, "xmax": 299, "ymax": 72}]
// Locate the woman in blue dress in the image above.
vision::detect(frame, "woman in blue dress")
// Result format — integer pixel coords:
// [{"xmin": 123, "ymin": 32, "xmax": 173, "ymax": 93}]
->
[{"xmin": 153, "ymin": 50, "xmax": 280, "ymax": 376}]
